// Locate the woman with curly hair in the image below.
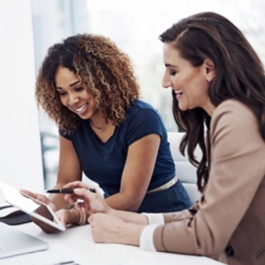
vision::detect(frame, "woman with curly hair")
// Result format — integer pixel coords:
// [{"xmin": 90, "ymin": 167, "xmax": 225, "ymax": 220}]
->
[
  {"xmin": 28, "ymin": 33, "xmax": 191, "ymax": 232},
  {"xmin": 57, "ymin": 12, "xmax": 265, "ymax": 265}
]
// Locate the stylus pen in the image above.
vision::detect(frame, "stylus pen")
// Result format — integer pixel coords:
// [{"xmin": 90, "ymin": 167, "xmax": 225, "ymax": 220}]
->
[{"xmin": 46, "ymin": 188, "xmax": 96, "ymax": 194}]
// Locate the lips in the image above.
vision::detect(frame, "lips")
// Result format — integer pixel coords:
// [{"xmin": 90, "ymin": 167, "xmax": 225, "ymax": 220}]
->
[
  {"xmin": 74, "ymin": 103, "xmax": 88, "ymax": 114},
  {"xmin": 174, "ymin": 90, "xmax": 183, "ymax": 100}
]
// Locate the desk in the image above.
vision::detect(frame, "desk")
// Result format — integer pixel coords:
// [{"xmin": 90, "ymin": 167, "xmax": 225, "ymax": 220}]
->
[{"xmin": 6, "ymin": 222, "xmax": 223, "ymax": 265}]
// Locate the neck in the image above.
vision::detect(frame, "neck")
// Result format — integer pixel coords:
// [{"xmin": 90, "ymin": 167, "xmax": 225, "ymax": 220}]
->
[{"xmin": 89, "ymin": 119, "xmax": 108, "ymax": 132}]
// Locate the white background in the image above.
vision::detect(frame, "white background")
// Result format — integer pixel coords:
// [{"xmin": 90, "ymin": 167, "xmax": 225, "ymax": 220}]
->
[{"xmin": 0, "ymin": 0, "xmax": 43, "ymax": 190}]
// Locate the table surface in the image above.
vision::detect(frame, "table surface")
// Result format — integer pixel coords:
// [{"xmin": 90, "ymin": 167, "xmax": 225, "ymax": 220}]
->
[{"xmin": 2, "ymin": 221, "xmax": 224, "ymax": 265}]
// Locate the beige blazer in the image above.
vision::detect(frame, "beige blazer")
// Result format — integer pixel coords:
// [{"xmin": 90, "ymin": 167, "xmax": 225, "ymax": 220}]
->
[{"xmin": 153, "ymin": 100, "xmax": 265, "ymax": 265}]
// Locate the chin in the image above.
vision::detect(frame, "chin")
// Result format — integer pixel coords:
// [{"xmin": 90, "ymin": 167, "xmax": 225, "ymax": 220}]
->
[
  {"xmin": 178, "ymin": 105, "xmax": 188, "ymax": 111},
  {"xmin": 77, "ymin": 112, "xmax": 90, "ymax": 119}
]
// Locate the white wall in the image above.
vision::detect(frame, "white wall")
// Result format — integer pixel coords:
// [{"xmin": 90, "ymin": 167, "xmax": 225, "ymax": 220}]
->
[{"xmin": 0, "ymin": 0, "xmax": 44, "ymax": 190}]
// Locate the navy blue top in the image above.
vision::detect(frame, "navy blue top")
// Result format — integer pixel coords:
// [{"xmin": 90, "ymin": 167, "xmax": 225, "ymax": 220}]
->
[{"xmin": 60, "ymin": 100, "xmax": 175, "ymax": 196}]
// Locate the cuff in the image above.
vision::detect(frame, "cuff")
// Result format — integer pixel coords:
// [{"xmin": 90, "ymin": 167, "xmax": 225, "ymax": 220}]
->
[
  {"xmin": 139, "ymin": 224, "xmax": 159, "ymax": 251},
  {"xmin": 141, "ymin": 213, "xmax": 164, "ymax": 224}
]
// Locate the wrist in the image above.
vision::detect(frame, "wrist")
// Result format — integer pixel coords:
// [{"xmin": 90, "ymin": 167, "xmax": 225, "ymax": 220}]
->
[
  {"xmin": 120, "ymin": 223, "xmax": 145, "ymax": 246},
  {"xmin": 78, "ymin": 207, "xmax": 87, "ymax": 224},
  {"xmin": 69, "ymin": 208, "xmax": 80, "ymax": 224}
]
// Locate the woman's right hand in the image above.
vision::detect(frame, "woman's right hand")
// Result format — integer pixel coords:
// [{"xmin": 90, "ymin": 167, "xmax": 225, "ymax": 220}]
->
[{"xmin": 63, "ymin": 181, "xmax": 111, "ymax": 215}]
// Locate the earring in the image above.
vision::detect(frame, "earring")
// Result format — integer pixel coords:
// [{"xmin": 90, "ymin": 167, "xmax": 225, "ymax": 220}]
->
[{"xmin": 206, "ymin": 77, "xmax": 212, "ymax": 82}]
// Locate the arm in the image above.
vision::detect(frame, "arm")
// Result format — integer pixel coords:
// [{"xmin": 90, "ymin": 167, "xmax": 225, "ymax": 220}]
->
[
  {"xmin": 64, "ymin": 181, "xmax": 149, "ymax": 225},
  {"xmin": 144, "ymin": 101, "xmax": 265, "ymax": 256},
  {"xmin": 32, "ymin": 132, "xmax": 161, "ymax": 230},
  {"xmin": 32, "ymin": 136, "xmax": 82, "ymax": 232},
  {"xmin": 89, "ymin": 101, "xmax": 265, "ymax": 258},
  {"xmin": 104, "ymin": 133, "xmax": 161, "ymax": 211},
  {"xmin": 48, "ymin": 135, "xmax": 82, "ymax": 210},
  {"xmin": 101, "ymin": 106, "xmax": 168, "ymax": 212}
]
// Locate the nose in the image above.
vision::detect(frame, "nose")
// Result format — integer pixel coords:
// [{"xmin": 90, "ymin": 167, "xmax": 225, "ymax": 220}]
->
[
  {"xmin": 162, "ymin": 74, "xmax": 171, "ymax": 89},
  {"xmin": 68, "ymin": 93, "xmax": 79, "ymax": 105}
]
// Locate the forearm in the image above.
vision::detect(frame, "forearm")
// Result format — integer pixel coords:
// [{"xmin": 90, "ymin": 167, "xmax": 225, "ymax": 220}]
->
[
  {"xmin": 163, "ymin": 209, "xmax": 194, "ymax": 223},
  {"xmin": 118, "ymin": 222, "xmax": 145, "ymax": 246},
  {"xmin": 109, "ymin": 208, "xmax": 148, "ymax": 225},
  {"xmin": 105, "ymin": 192, "xmax": 143, "ymax": 212}
]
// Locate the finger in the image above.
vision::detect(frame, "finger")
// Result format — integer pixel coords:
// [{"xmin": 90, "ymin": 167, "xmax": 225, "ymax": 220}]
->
[
  {"xmin": 20, "ymin": 189, "xmax": 37, "ymax": 199},
  {"xmin": 63, "ymin": 181, "xmax": 90, "ymax": 189},
  {"xmin": 64, "ymin": 196, "xmax": 78, "ymax": 207},
  {"xmin": 88, "ymin": 214, "xmax": 94, "ymax": 223},
  {"xmin": 64, "ymin": 182, "xmax": 97, "ymax": 194},
  {"xmin": 64, "ymin": 193, "xmax": 79, "ymax": 203},
  {"xmin": 20, "ymin": 190, "xmax": 50, "ymax": 205},
  {"xmin": 74, "ymin": 188, "xmax": 97, "ymax": 199}
]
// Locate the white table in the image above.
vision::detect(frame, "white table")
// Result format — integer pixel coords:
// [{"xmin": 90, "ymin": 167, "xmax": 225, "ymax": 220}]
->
[{"xmin": 5, "ymin": 222, "xmax": 223, "ymax": 265}]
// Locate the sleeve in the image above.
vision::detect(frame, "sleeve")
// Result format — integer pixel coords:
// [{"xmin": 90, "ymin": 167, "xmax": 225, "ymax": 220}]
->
[
  {"xmin": 139, "ymin": 210, "xmax": 193, "ymax": 251},
  {"xmin": 150, "ymin": 100, "xmax": 265, "ymax": 257},
  {"xmin": 141, "ymin": 213, "xmax": 164, "ymax": 224},
  {"xmin": 127, "ymin": 109, "xmax": 164, "ymax": 146},
  {"xmin": 140, "ymin": 225, "xmax": 160, "ymax": 251},
  {"xmin": 59, "ymin": 128, "xmax": 72, "ymax": 141}
]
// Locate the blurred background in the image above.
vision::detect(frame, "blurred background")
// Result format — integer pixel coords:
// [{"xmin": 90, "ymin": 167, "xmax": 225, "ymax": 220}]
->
[{"xmin": 1, "ymin": 0, "xmax": 265, "ymax": 190}]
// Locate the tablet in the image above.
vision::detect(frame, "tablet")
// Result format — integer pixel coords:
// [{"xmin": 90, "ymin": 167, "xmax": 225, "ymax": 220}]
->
[{"xmin": 0, "ymin": 181, "xmax": 65, "ymax": 231}]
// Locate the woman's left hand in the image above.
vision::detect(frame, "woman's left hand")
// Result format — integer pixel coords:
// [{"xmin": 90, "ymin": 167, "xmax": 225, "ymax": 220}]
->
[{"xmin": 88, "ymin": 213, "xmax": 144, "ymax": 246}]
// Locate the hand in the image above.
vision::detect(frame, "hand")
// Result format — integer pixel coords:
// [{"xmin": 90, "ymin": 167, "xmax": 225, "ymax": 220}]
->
[
  {"xmin": 88, "ymin": 213, "xmax": 144, "ymax": 246},
  {"xmin": 55, "ymin": 208, "xmax": 80, "ymax": 227},
  {"xmin": 20, "ymin": 189, "xmax": 59, "ymax": 233},
  {"xmin": 63, "ymin": 181, "xmax": 111, "ymax": 215}
]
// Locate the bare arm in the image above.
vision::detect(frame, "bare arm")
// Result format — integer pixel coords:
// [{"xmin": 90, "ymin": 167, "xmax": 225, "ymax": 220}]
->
[
  {"xmin": 31, "ymin": 136, "xmax": 82, "ymax": 232},
  {"xmin": 104, "ymin": 133, "xmax": 161, "ymax": 211},
  {"xmin": 48, "ymin": 136, "xmax": 82, "ymax": 210}
]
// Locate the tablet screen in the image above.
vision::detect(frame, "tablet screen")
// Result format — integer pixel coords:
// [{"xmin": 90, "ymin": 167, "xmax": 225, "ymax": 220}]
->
[{"xmin": 0, "ymin": 181, "xmax": 65, "ymax": 231}]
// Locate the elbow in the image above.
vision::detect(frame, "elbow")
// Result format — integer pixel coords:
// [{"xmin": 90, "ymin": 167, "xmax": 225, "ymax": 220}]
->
[
  {"xmin": 124, "ymin": 199, "xmax": 142, "ymax": 212},
  {"xmin": 108, "ymin": 192, "xmax": 143, "ymax": 212},
  {"xmin": 195, "ymin": 239, "xmax": 226, "ymax": 259},
  {"xmin": 198, "ymin": 247, "xmax": 224, "ymax": 259}
]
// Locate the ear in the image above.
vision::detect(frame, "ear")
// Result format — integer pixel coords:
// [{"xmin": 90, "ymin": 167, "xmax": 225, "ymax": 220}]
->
[{"xmin": 204, "ymin": 59, "xmax": 215, "ymax": 82}]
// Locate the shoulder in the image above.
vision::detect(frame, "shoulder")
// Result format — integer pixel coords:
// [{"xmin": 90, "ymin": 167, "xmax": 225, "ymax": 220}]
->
[
  {"xmin": 211, "ymin": 99, "xmax": 258, "ymax": 134},
  {"xmin": 127, "ymin": 99, "xmax": 161, "ymax": 119},
  {"xmin": 123, "ymin": 100, "xmax": 166, "ymax": 138},
  {"xmin": 210, "ymin": 100, "xmax": 264, "ymax": 155},
  {"xmin": 129, "ymin": 99, "xmax": 157, "ymax": 112},
  {"xmin": 59, "ymin": 120, "xmax": 88, "ymax": 140}
]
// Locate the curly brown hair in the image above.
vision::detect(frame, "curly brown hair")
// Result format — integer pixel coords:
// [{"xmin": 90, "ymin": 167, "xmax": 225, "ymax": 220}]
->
[{"xmin": 35, "ymin": 34, "xmax": 140, "ymax": 133}]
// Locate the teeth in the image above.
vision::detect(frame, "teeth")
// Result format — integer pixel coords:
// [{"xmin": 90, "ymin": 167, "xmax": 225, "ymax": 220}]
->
[
  {"xmin": 76, "ymin": 103, "xmax": 87, "ymax": 112},
  {"xmin": 174, "ymin": 90, "xmax": 182, "ymax": 95}
]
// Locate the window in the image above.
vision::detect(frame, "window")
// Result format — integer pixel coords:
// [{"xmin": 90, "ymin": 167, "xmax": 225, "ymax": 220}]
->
[{"xmin": 31, "ymin": 0, "xmax": 265, "ymax": 188}]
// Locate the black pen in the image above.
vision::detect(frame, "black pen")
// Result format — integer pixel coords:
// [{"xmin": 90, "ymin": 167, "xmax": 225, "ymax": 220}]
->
[{"xmin": 46, "ymin": 188, "xmax": 96, "ymax": 194}]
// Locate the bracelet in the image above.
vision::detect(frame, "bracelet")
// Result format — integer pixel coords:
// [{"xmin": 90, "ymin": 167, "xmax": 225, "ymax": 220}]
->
[{"xmin": 79, "ymin": 207, "xmax": 87, "ymax": 225}]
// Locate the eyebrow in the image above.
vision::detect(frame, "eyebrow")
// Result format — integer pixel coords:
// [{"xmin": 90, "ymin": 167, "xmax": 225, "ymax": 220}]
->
[
  {"xmin": 56, "ymin": 80, "xmax": 80, "ymax": 89},
  {"xmin": 165, "ymin": 63, "xmax": 176, "ymax": 68}
]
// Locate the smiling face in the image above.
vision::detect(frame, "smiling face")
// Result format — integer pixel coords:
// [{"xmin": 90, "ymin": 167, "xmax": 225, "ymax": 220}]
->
[
  {"xmin": 55, "ymin": 66, "xmax": 99, "ymax": 120},
  {"xmin": 162, "ymin": 43, "xmax": 216, "ymax": 116}
]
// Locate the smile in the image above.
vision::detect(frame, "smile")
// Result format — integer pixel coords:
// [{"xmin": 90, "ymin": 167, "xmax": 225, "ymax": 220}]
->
[
  {"xmin": 174, "ymin": 90, "xmax": 183, "ymax": 96},
  {"xmin": 74, "ymin": 103, "xmax": 88, "ymax": 113}
]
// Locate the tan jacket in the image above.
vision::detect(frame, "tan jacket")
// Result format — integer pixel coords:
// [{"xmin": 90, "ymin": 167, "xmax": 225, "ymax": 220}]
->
[{"xmin": 153, "ymin": 100, "xmax": 265, "ymax": 265}]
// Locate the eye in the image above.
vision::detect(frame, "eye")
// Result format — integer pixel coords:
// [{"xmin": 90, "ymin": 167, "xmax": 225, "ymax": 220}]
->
[
  {"xmin": 57, "ymin": 91, "xmax": 67, "ymax": 96},
  {"xmin": 75, "ymin": 86, "xmax": 84, "ymax": 92},
  {"xmin": 169, "ymin": 70, "xmax": 177, "ymax": 76},
  {"xmin": 167, "ymin": 67, "xmax": 177, "ymax": 76}
]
